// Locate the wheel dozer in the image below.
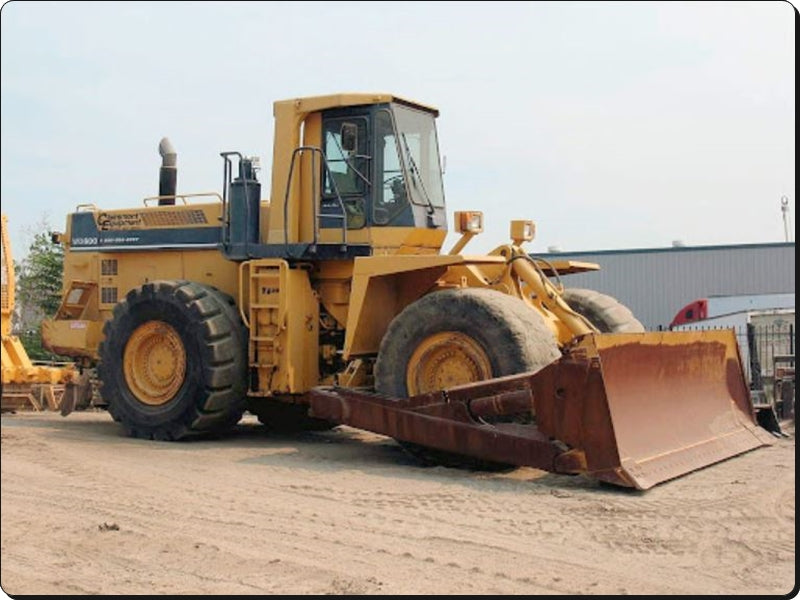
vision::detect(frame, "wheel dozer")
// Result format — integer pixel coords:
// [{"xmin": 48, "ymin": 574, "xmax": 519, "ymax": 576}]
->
[
  {"xmin": 1, "ymin": 214, "xmax": 86, "ymax": 412},
  {"xmin": 42, "ymin": 93, "xmax": 772, "ymax": 489}
]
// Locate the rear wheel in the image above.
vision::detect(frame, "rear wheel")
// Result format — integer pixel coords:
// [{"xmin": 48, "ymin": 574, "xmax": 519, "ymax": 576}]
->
[
  {"xmin": 561, "ymin": 288, "xmax": 645, "ymax": 333},
  {"xmin": 374, "ymin": 288, "xmax": 560, "ymax": 469},
  {"xmin": 98, "ymin": 280, "xmax": 247, "ymax": 440}
]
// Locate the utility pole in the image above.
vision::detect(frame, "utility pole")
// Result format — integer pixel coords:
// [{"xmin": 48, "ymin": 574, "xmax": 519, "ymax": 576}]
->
[{"xmin": 780, "ymin": 195, "xmax": 792, "ymax": 242}]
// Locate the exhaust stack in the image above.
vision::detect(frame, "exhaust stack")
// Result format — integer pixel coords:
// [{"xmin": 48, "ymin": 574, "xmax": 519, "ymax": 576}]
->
[{"xmin": 158, "ymin": 137, "xmax": 177, "ymax": 205}]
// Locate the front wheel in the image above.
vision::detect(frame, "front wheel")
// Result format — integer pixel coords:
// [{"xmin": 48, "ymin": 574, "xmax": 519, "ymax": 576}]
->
[
  {"xmin": 98, "ymin": 280, "xmax": 247, "ymax": 440},
  {"xmin": 374, "ymin": 288, "xmax": 561, "ymax": 470}
]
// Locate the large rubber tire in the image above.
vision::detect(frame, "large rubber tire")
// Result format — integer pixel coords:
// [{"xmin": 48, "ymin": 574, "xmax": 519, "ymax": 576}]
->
[
  {"xmin": 98, "ymin": 280, "xmax": 247, "ymax": 440},
  {"xmin": 561, "ymin": 288, "xmax": 645, "ymax": 333},
  {"xmin": 374, "ymin": 288, "xmax": 561, "ymax": 470}
]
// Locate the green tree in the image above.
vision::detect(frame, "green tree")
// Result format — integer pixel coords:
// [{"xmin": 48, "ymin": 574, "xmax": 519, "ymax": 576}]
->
[{"xmin": 15, "ymin": 217, "xmax": 65, "ymax": 361}]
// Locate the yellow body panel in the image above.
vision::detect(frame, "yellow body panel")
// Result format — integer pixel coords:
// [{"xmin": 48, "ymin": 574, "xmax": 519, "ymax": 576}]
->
[
  {"xmin": 344, "ymin": 255, "xmax": 462, "ymax": 357},
  {"xmin": 245, "ymin": 259, "xmax": 319, "ymax": 394},
  {"xmin": 61, "ymin": 248, "xmax": 238, "ymax": 318},
  {"xmin": 273, "ymin": 93, "xmax": 438, "ymax": 117},
  {"xmin": 317, "ymin": 226, "xmax": 447, "ymax": 255},
  {"xmin": 44, "ymin": 244, "xmax": 239, "ymax": 358},
  {"xmin": 41, "ymin": 319, "xmax": 105, "ymax": 360},
  {"xmin": 65, "ymin": 201, "xmax": 223, "ymax": 236}
]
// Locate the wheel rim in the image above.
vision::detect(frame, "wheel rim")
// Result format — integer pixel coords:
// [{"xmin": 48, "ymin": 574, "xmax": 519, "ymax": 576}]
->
[
  {"xmin": 123, "ymin": 321, "xmax": 187, "ymax": 406},
  {"xmin": 406, "ymin": 331, "xmax": 493, "ymax": 395}
]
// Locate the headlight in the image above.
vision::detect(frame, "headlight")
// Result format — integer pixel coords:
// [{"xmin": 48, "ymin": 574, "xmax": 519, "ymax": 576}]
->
[
  {"xmin": 510, "ymin": 220, "xmax": 535, "ymax": 243},
  {"xmin": 454, "ymin": 211, "xmax": 483, "ymax": 234}
]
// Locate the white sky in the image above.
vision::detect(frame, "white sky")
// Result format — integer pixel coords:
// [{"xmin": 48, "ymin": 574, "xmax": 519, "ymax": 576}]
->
[{"xmin": 0, "ymin": 0, "xmax": 795, "ymax": 261}]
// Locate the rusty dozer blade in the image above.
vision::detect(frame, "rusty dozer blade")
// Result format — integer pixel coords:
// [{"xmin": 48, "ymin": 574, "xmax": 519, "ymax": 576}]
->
[
  {"xmin": 308, "ymin": 329, "xmax": 773, "ymax": 490},
  {"xmin": 534, "ymin": 330, "xmax": 774, "ymax": 489}
]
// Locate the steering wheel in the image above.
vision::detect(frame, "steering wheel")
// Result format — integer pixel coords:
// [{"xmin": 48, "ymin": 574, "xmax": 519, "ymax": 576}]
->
[
  {"xmin": 384, "ymin": 174, "xmax": 404, "ymax": 187},
  {"xmin": 385, "ymin": 174, "xmax": 406, "ymax": 202},
  {"xmin": 374, "ymin": 174, "xmax": 407, "ymax": 225}
]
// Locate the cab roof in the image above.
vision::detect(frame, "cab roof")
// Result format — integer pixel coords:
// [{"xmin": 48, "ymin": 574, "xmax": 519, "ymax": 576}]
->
[{"xmin": 273, "ymin": 93, "xmax": 439, "ymax": 117}]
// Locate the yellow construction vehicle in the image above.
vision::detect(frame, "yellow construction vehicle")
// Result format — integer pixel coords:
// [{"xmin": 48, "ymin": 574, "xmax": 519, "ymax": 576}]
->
[
  {"xmin": 1, "ymin": 214, "xmax": 85, "ymax": 412},
  {"xmin": 42, "ymin": 93, "xmax": 772, "ymax": 489}
]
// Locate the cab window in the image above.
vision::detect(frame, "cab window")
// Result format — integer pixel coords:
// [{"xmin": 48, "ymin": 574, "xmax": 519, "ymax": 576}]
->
[
  {"xmin": 323, "ymin": 118, "xmax": 368, "ymax": 197},
  {"xmin": 321, "ymin": 117, "xmax": 369, "ymax": 229},
  {"xmin": 373, "ymin": 109, "xmax": 409, "ymax": 225}
]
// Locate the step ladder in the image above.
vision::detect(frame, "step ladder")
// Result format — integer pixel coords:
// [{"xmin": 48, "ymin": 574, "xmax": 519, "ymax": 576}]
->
[
  {"xmin": 55, "ymin": 281, "xmax": 97, "ymax": 320},
  {"xmin": 246, "ymin": 261, "xmax": 289, "ymax": 393}
]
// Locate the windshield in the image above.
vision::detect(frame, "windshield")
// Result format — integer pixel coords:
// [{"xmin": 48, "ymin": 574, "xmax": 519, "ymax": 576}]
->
[{"xmin": 391, "ymin": 104, "xmax": 445, "ymax": 209}]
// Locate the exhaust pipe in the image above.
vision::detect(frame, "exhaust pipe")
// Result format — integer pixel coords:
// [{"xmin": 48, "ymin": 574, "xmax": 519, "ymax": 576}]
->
[{"xmin": 158, "ymin": 137, "xmax": 177, "ymax": 205}]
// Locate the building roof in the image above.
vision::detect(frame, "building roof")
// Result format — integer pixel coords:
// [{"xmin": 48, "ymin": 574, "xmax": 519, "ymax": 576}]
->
[{"xmin": 544, "ymin": 241, "xmax": 794, "ymax": 258}]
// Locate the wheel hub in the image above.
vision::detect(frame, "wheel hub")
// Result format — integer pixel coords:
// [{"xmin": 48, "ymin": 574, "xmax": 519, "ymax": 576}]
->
[
  {"xmin": 406, "ymin": 331, "xmax": 492, "ymax": 395},
  {"xmin": 123, "ymin": 321, "xmax": 186, "ymax": 406}
]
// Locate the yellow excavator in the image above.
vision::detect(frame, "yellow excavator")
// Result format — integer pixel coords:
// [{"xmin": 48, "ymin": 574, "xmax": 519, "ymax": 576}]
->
[
  {"xmin": 1, "ymin": 214, "xmax": 84, "ymax": 412},
  {"xmin": 41, "ymin": 93, "xmax": 773, "ymax": 489}
]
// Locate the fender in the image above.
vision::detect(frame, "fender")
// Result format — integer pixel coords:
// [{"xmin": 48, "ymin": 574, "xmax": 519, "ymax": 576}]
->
[{"xmin": 343, "ymin": 254, "xmax": 506, "ymax": 358}]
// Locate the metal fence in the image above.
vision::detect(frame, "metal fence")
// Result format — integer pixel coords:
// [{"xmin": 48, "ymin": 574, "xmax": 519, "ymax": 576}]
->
[
  {"xmin": 683, "ymin": 323, "xmax": 795, "ymax": 397},
  {"xmin": 741, "ymin": 323, "xmax": 795, "ymax": 390}
]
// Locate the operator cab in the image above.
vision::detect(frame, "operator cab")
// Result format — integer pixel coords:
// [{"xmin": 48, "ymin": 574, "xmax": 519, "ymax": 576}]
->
[
  {"xmin": 222, "ymin": 95, "xmax": 448, "ymax": 261},
  {"xmin": 320, "ymin": 101, "xmax": 447, "ymax": 232}
]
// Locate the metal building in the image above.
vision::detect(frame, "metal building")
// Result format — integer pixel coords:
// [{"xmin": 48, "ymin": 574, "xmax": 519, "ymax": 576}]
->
[{"xmin": 542, "ymin": 242, "xmax": 795, "ymax": 330}]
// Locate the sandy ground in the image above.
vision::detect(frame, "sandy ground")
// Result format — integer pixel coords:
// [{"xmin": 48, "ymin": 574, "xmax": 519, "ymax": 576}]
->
[{"xmin": 0, "ymin": 410, "xmax": 795, "ymax": 596}]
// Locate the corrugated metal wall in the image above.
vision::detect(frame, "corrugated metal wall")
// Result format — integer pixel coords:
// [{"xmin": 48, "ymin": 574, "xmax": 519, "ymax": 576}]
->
[{"xmin": 539, "ymin": 242, "xmax": 795, "ymax": 330}]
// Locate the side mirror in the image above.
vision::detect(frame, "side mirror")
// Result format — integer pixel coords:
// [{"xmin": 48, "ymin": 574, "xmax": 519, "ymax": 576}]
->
[{"xmin": 340, "ymin": 122, "xmax": 358, "ymax": 153}]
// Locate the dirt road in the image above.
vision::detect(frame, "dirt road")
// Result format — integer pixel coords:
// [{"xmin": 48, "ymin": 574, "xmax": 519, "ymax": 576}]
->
[{"xmin": 0, "ymin": 410, "xmax": 795, "ymax": 596}]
